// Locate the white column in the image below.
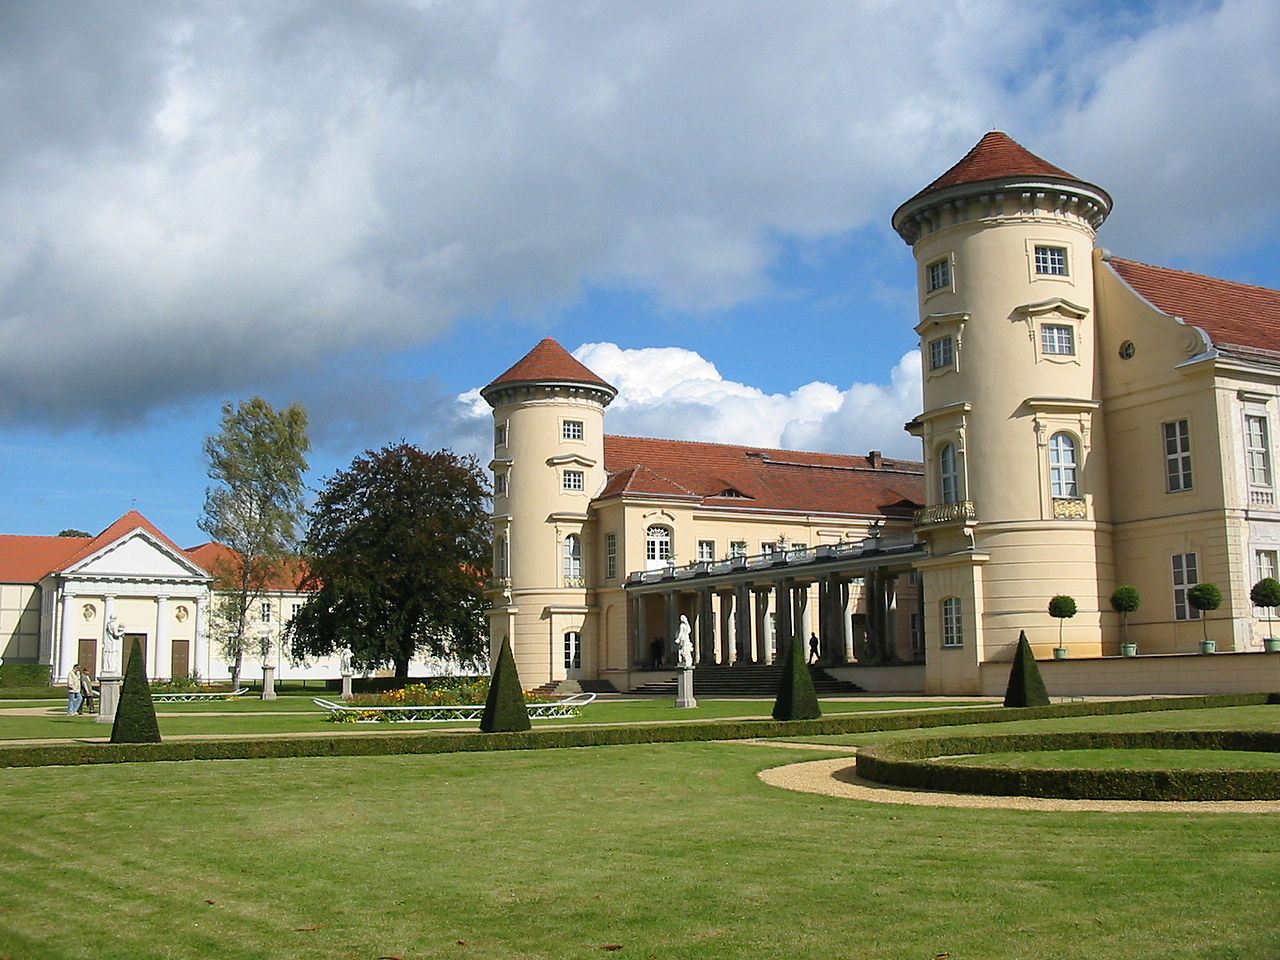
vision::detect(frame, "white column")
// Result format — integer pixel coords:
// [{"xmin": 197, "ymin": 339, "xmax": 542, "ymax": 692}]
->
[
  {"xmin": 193, "ymin": 595, "xmax": 209, "ymax": 682},
  {"xmin": 154, "ymin": 595, "xmax": 170, "ymax": 680},
  {"xmin": 58, "ymin": 592, "xmax": 78, "ymax": 683}
]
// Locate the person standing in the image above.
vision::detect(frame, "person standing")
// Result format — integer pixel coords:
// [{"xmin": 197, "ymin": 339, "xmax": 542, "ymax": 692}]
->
[
  {"xmin": 66, "ymin": 665, "xmax": 84, "ymax": 716},
  {"xmin": 78, "ymin": 668, "xmax": 96, "ymax": 715}
]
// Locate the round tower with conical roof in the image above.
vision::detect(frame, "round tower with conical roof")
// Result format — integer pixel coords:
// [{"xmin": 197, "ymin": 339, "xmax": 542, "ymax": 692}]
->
[
  {"xmin": 480, "ymin": 339, "xmax": 616, "ymax": 689},
  {"xmin": 893, "ymin": 132, "xmax": 1115, "ymax": 693}
]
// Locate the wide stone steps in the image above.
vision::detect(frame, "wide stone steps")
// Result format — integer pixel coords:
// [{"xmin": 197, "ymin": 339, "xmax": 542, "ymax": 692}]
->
[{"xmin": 628, "ymin": 664, "xmax": 864, "ymax": 697}]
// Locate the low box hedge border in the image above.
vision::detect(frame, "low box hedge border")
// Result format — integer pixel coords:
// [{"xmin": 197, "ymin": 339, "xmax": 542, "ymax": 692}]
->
[
  {"xmin": 0, "ymin": 691, "xmax": 1274, "ymax": 769},
  {"xmin": 854, "ymin": 729, "xmax": 1280, "ymax": 801}
]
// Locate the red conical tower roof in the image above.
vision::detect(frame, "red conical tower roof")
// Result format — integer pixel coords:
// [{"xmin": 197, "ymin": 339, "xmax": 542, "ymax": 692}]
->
[{"xmin": 481, "ymin": 338, "xmax": 616, "ymax": 404}]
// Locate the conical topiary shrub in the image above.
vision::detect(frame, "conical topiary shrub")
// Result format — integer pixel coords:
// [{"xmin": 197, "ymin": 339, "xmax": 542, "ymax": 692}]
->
[
  {"xmin": 772, "ymin": 630, "xmax": 821, "ymax": 721},
  {"xmin": 1003, "ymin": 631, "xmax": 1050, "ymax": 708},
  {"xmin": 110, "ymin": 638, "xmax": 161, "ymax": 743},
  {"xmin": 480, "ymin": 636, "xmax": 530, "ymax": 733}
]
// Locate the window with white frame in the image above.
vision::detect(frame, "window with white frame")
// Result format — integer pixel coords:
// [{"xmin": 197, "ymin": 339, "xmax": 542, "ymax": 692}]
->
[
  {"xmin": 697, "ymin": 540, "xmax": 715, "ymax": 562},
  {"xmin": 1164, "ymin": 420, "xmax": 1192, "ymax": 492},
  {"xmin": 761, "ymin": 541, "xmax": 780, "ymax": 558},
  {"xmin": 1256, "ymin": 549, "xmax": 1277, "ymax": 583},
  {"xmin": 941, "ymin": 597, "xmax": 963, "ymax": 646},
  {"xmin": 1049, "ymin": 432, "xmax": 1079, "ymax": 498},
  {"xmin": 939, "ymin": 442, "xmax": 959, "ymax": 503},
  {"xmin": 292, "ymin": 601, "xmax": 303, "ymax": 618},
  {"xmin": 929, "ymin": 336, "xmax": 954, "ymax": 371},
  {"xmin": 1245, "ymin": 414, "xmax": 1272, "ymax": 487},
  {"xmin": 1041, "ymin": 324, "xmax": 1076, "ymax": 356},
  {"xmin": 495, "ymin": 422, "xmax": 507, "ymax": 448},
  {"xmin": 646, "ymin": 525, "xmax": 672, "ymax": 564},
  {"xmin": 562, "ymin": 419, "xmax": 583, "ymax": 441},
  {"xmin": 926, "ymin": 258, "xmax": 951, "ymax": 292},
  {"xmin": 496, "ymin": 535, "xmax": 509, "ymax": 579},
  {"xmin": 1172, "ymin": 553, "xmax": 1201, "ymax": 621},
  {"xmin": 563, "ymin": 469, "xmax": 584, "ymax": 492},
  {"xmin": 1034, "ymin": 245, "xmax": 1068, "ymax": 276},
  {"xmin": 606, "ymin": 533, "xmax": 617, "ymax": 580},
  {"xmin": 494, "ymin": 472, "xmax": 508, "ymax": 496},
  {"xmin": 260, "ymin": 601, "xmax": 271, "ymax": 623},
  {"xmin": 563, "ymin": 535, "xmax": 582, "ymax": 584},
  {"xmin": 563, "ymin": 631, "xmax": 581, "ymax": 671},
  {"xmin": 730, "ymin": 540, "xmax": 747, "ymax": 558}
]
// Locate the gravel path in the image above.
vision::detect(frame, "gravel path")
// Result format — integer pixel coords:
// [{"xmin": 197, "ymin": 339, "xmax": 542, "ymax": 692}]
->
[{"xmin": 756, "ymin": 755, "xmax": 1280, "ymax": 814}]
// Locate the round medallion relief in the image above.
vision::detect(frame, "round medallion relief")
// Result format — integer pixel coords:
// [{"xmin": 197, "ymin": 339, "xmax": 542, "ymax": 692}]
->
[
  {"xmin": 81, "ymin": 603, "xmax": 96, "ymax": 621},
  {"xmin": 175, "ymin": 605, "xmax": 189, "ymax": 623},
  {"xmin": 1119, "ymin": 340, "xmax": 1136, "ymax": 360}
]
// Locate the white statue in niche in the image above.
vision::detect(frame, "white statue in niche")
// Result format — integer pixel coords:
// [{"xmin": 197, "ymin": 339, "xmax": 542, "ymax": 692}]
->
[
  {"xmin": 102, "ymin": 615, "xmax": 126, "ymax": 675},
  {"xmin": 674, "ymin": 615, "xmax": 694, "ymax": 669}
]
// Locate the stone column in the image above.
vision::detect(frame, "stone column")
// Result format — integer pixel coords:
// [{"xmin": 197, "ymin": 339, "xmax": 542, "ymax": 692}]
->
[
  {"xmin": 633, "ymin": 594, "xmax": 647, "ymax": 667},
  {"xmin": 193, "ymin": 595, "xmax": 209, "ymax": 682},
  {"xmin": 717, "ymin": 590, "xmax": 734, "ymax": 665},
  {"xmin": 58, "ymin": 592, "xmax": 78, "ymax": 684},
  {"xmin": 840, "ymin": 579, "xmax": 855, "ymax": 663},
  {"xmin": 664, "ymin": 592, "xmax": 679, "ymax": 656},
  {"xmin": 697, "ymin": 588, "xmax": 715, "ymax": 664},
  {"xmin": 793, "ymin": 582, "xmax": 810, "ymax": 650},
  {"xmin": 774, "ymin": 580, "xmax": 793, "ymax": 662},
  {"xmin": 754, "ymin": 589, "xmax": 772, "ymax": 664},
  {"xmin": 734, "ymin": 584, "xmax": 752, "ymax": 663},
  {"xmin": 154, "ymin": 595, "xmax": 170, "ymax": 680},
  {"xmin": 884, "ymin": 574, "xmax": 898, "ymax": 661}
]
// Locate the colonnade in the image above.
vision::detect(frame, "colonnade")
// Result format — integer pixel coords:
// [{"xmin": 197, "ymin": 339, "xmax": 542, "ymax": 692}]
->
[{"xmin": 628, "ymin": 566, "xmax": 914, "ymax": 668}]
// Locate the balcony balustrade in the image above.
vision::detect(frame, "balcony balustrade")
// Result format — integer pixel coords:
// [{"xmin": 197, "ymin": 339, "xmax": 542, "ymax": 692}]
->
[{"xmin": 913, "ymin": 501, "xmax": 977, "ymax": 526}]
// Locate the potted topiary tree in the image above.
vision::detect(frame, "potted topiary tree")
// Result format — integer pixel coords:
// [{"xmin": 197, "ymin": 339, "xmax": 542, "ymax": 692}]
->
[
  {"xmin": 1187, "ymin": 582, "xmax": 1222, "ymax": 653},
  {"xmin": 1249, "ymin": 577, "xmax": 1280, "ymax": 653},
  {"xmin": 1110, "ymin": 585, "xmax": 1141, "ymax": 656},
  {"xmin": 1047, "ymin": 595, "xmax": 1076, "ymax": 659}
]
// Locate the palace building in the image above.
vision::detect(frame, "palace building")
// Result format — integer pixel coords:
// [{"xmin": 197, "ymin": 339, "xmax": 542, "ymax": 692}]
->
[{"xmin": 485, "ymin": 132, "xmax": 1280, "ymax": 697}]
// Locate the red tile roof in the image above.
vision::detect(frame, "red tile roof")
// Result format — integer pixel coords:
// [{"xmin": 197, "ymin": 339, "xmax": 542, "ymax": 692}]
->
[
  {"xmin": 600, "ymin": 436, "xmax": 923, "ymax": 518},
  {"xmin": 484, "ymin": 338, "xmax": 615, "ymax": 393},
  {"xmin": 914, "ymin": 131, "xmax": 1079, "ymax": 199},
  {"xmin": 0, "ymin": 510, "xmax": 198, "ymax": 584},
  {"xmin": 1108, "ymin": 257, "xmax": 1280, "ymax": 356},
  {"xmin": 185, "ymin": 542, "xmax": 312, "ymax": 592}
]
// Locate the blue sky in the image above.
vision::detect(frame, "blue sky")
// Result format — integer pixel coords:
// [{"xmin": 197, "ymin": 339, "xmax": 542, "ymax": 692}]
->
[{"xmin": 0, "ymin": 0, "xmax": 1277, "ymax": 547}]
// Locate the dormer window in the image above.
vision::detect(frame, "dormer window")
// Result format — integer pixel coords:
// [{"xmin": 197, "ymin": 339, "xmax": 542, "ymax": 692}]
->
[{"xmin": 717, "ymin": 488, "xmax": 747, "ymax": 498}]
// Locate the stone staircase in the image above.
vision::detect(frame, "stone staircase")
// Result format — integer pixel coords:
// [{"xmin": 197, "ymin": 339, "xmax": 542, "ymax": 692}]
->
[
  {"xmin": 532, "ymin": 677, "xmax": 621, "ymax": 697},
  {"xmin": 628, "ymin": 664, "xmax": 864, "ymax": 697}
]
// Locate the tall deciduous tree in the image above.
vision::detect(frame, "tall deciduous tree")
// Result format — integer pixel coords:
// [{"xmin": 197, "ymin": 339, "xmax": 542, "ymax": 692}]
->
[
  {"xmin": 199, "ymin": 398, "xmax": 310, "ymax": 688},
  {"xmin": 289, "ymin": 443, "xmax": 490, "ymax": 679}
]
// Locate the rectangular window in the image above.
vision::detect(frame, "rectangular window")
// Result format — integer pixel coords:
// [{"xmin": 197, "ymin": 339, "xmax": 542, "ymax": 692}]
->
[
  {"xmin": 562, "ymin": 420, "xmax": 583, "ymax": 441},
  {"xmin": 1034, "ymin": 245, "xmax": 1068, "ymax": 276},
  {"xmin": 941, "ymin": 597, "xmax": 963, "ymax": 647},
  {"xmin": 291, "ymin": 602, "xmax": 303, "ymax": 618},
  {"xmin": 926, "ymin": 258, "xmax": 950, "ymax": 292},
  {"xmin": 260, "ymin": 601, "xmax": 271, "ymax": 623},
  {"xmin": 697, "ymin": 540, "xmax": 715, "ymax": 562},
  {"xmin": 494, "ymin": 472, "xmax": 508, "ymax": 496},
  {"xmin": 928, "ymin": 336, "xmax": 953, "ymax": 371},
  {"xmin": 563, "ymin": 470, "xmax": 584, "ymax": 491},
  {"xmin": 606, "ymin": 533, "xmax": 617, "ymax": 580},
  {"xmin": 495, "ymin": 422, "xmax": 507, "ymax": 448},
  {"xmin": 1164, "ymin": 420, "xmax": 1193, "ymax": 492},
  {"xmin": 1041, "ymin": 324, "xmax": 1075, "ymax": 356},
  {"xmin": 496, "ymin": 536, "xmax": 509, "ymax": 578},
  {"xmin": 1256, "ymin": 549, "xmax": 1277, "ymax": 583},
  {"xmin": 1172, "ymin": 553, "xmax": 1201, "ymax": 621},
  {"xmin": 761, "ymin": 541, "xmax": 779, "ymax": 558},
  {"xmin": 1245, "ymin": 414, "xmax": 1272, "ymax": 487},
  {"xmin": 730, "ymin": 540, "xmax": 747, "ymax": 558}
]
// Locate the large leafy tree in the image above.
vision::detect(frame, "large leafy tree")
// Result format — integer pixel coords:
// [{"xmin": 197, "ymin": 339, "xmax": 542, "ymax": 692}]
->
[
  {"xmin": 289, "ymin": 443, "xmax": 491, "ymax": 679},
  {"xmin": 199, "ymin": 398, "xmax": 311, "ymax": 688}
]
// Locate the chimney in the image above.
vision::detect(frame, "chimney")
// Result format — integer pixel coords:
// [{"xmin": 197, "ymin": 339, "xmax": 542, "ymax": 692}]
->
[{"xmin": 868, "ymin": 450, "xmax": 882, "ymax": 469}]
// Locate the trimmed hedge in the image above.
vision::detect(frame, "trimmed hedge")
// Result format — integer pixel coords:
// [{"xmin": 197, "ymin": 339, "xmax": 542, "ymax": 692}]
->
[
  {"xmin": 855, "ymin": 729, "xmax": 1280, "ymax": 800},
  {"xmin": 0, "ymin": 691, "xmax": 1273, "ymax": 769},
  {"xmin": 0, "ymin": 664, "xmax": 51, "ymax": 688}
]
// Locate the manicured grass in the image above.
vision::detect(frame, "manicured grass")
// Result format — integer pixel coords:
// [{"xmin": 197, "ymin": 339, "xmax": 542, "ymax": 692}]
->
[
  {"xmin": 1, "ymin": 732, "xmax": 1277, "ymax": 960},
  {"xmin": 944, "ymin": 747, "xmax": 1280, "ymax": 771},
  {"xmin": 0, "ymin": 698, "xmax": 993, "ymax": 742}
]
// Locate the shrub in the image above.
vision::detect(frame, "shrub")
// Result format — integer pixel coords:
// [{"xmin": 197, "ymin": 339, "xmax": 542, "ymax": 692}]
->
[
  {"xmin": 1047, "ymin": 595, "xmax": 1076, "ymax": 648},
  {"xmin": 0, "ymin": 664, "xmax": 51, "ymax": 688},
  {"xmin": 110, "ymin": 639, "xmax": 161, "ymax": 744},
  {"xmin": 1003, "ymin": 631, "xmax": 1050, "ymax": 708},
  {"xmin": 480, "ymin": 636, "xmax": 530, "ymax": 733},
  {"xmin": 1110, "ymin": 586, "xmax": 1141, "ymax": 646},
  {"xmin": 772, "ymin": 628, "xmax": 820, "ymax": 721},
  {"xmin": 1250, "ymin": 578, "xmax": 1280, "ymax": 639},
  {"xmin": 149, "ymin": 674, "xmax": 205, "ymax": 694}
]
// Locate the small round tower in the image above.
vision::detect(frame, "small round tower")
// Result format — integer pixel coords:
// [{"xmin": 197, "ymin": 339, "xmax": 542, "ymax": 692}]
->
[
  {"xmin": 480, "ymin": 338, "xmax": 616, "ymax": 688},
  {"xmin": 893, "ymin": 132, "xmax": 1115, "ymax": 692}
]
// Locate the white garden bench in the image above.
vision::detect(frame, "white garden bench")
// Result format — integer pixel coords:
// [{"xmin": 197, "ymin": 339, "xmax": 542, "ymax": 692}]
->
[
  {"xmin": 311, "ymin": 692, "xmax": 596, "ymax": 723},
  {"xmin": 150, "ymin": 687, "xmax": 250, "ymax": 703}
]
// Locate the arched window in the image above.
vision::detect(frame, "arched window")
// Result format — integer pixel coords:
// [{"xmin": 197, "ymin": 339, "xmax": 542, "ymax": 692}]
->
[
  {"xmin": 563, "ymin": 534, "xmax": 582, "ymax": 585},
  {"xmin": 1049, "ymin": 432, "xmax": 1079, "ymax": 498},
  {"xmin": 941, "ymin": 597, "xmax": 963, "ymax": 647},
  {"xmin": 939, "ymin": 443, "xmax": 959, "ymax": 503},
  {"xmin": 646, "ymin": 525, "xmax": 672, "ymax": 570}
]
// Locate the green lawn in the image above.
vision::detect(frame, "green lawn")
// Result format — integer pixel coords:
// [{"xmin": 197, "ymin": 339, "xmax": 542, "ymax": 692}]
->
[
  {"xmin": 0, "ymin": 697, "xmax": 993, "ymax": 741},
  {"xmin": 1, "ymin": 724, "xmax": 1277, "ymax": 960}
]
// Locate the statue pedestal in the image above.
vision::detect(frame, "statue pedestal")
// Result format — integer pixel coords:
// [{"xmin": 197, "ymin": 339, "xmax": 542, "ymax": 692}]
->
[
  {"xmin": 675, "ymin": 668, "xmax": 697, "ymax": 709},
  {"xmin": 340, "ymin": 670, "xmax": 354, "ymax": 700},
  {"xmin": 96, "ymin": 676, "xmax": 122, "ymax": 725},
  {"xmin": 260, "ymin": 664, "xmax": 277, "ymax": 700}
]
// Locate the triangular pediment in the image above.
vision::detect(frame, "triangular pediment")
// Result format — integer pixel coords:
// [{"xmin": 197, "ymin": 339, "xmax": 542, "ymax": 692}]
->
[{"xmin": 65, "ymin": 529, "xmax": 210, "ymax": 581}]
